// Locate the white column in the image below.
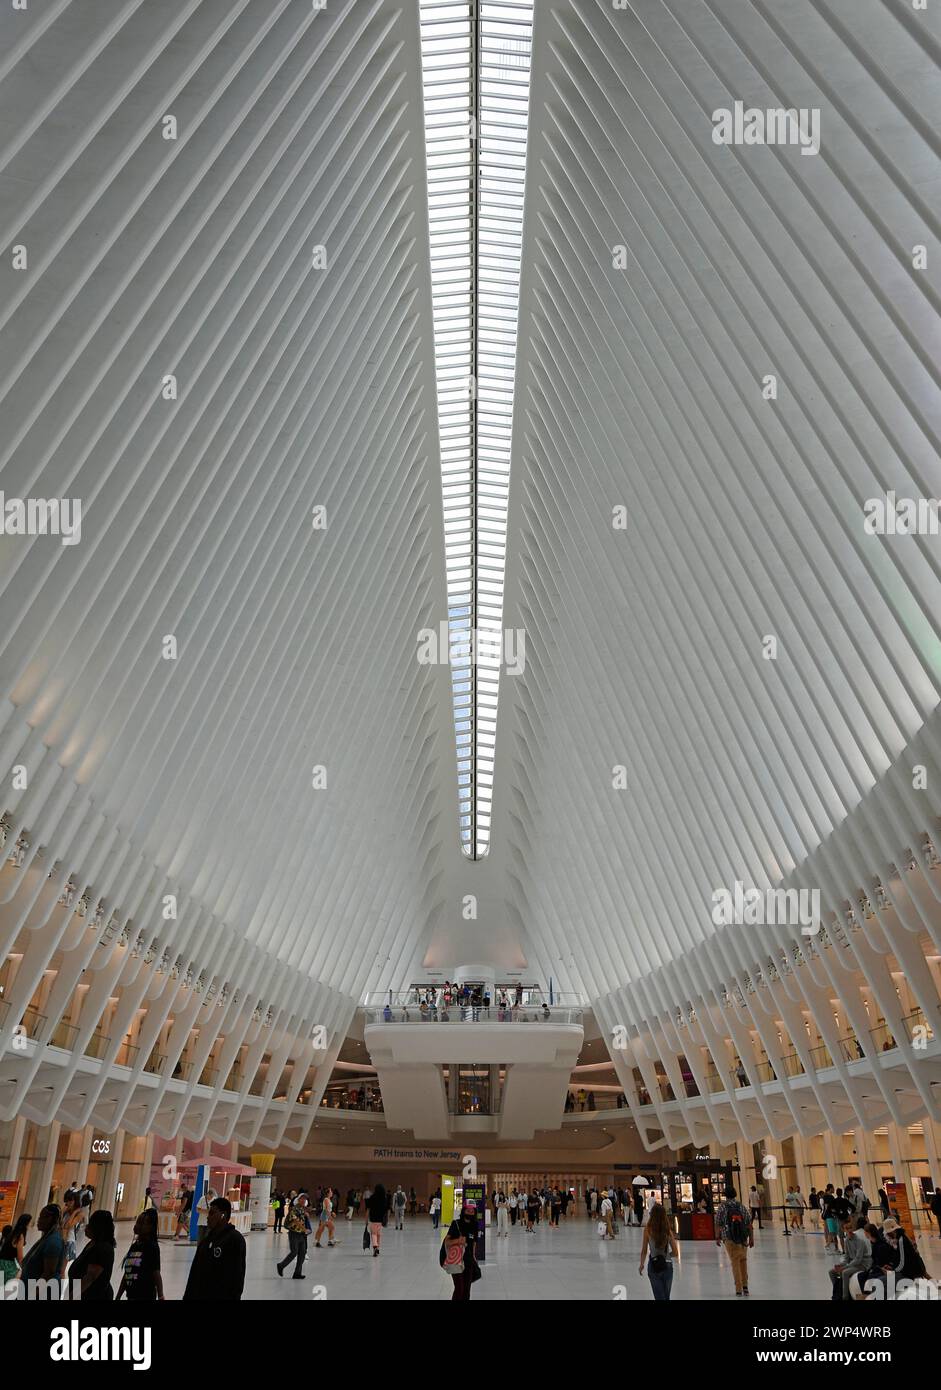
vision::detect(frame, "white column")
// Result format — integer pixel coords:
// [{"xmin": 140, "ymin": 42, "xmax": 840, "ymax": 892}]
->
[
  {"xmin": 76, "ymin": 1125, "xmax": 94, "ymax": 1185},
  {"xmin": 25, "ymin": 1121, "xmax": 61, "ymax": 1213},
  {"xmin": 1, "ymin": 1116, "xmax": 26, "ymax": 1181},
  {"xmin": 125, "ymin": 1132, "xmax": 155, "ymax": 1216},
  {"xmin": 853, "ymin": 1127, "xmax": 879, "ymax": 1202}
]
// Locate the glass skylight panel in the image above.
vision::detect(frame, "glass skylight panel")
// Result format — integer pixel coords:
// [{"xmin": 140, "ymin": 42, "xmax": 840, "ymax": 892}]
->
[{"xmin": 420, "ymin": 0, "xmax": 532, "ymax": 857}]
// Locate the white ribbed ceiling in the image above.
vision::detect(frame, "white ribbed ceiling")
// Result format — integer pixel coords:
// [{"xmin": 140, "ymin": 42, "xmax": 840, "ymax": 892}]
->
[{"xmin": 2, "ymin": 0, "xmax": 941, "ymax": 1152}]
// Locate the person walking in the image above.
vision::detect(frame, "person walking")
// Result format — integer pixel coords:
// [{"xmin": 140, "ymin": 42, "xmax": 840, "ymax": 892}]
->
[
  {"xmin": 276, "ymin": 1192, "xmax": 311, "ymax": 1279},
  {"xmin": 0, "ymin": 1213, "xmax": 31, "ymax": 1284},
  {"xmin": 508, "ymin": 1189, "xmax": 518, "ymax": 1226},
  {"xmin": 496, "ymin": 1191, "xmax": 509, "ymax": 1237},
  {"xmin": 639, "ymin": 1201, "xmax": 679, "ymax": 1300},
  {"xmin": 525, "ymin": 1190, "xmax": 540, "ymax": 1232},
  {"xmin": 175, "ymin": 1185, "xmax": 193, "ymax": 1241},
  {"xmin": 600, "ymin": 1190, "xmax": 615, "ymax": 1239},
  {"xmin": 441, "ymin": 1200, "xmax": 480, "ymax": 1301},
  {"xmin": 68, "ymin": 1209, "xmax": 116, "ymax": 1301},
  {"xmin": 430, "ymin": 1189, "xmax": 442, "ymax": 1231},
  {"xmin": 272, "ymin": 1190, "xmax": 284, "ymax": 1233},
  {"xmin": 749, "ymin": 1185, "xmax": 762, "ymax": 1231},
  {"xmin": 930, "ymin": 1184, "xmax": 941, "ymax": 1238},
  {"xmin": 195, "ymin": 1185, "xmax": 216, "ymax": 1243},
  {"xmin": 314, "ymin": 1187, "xmax": 337, "ymax": 1248},
  {"xmin": 715, "ymin": 1186, "xmax": 753, "ymax": 1296},
  {"xmin": 61, "ymin": 1192, "xmax": 85, "ymax": 1270},
  {"xmin": 393, "ymin": 1185, "xmax": 407, "ymax": 1230},
  {"xmin": 785, "ymin": 1186, "xmax": 803, "ymax": 1231},
  {"xmin": 117, "ymin": 1207, "xmax": 164, "ymax": 1301},
  {"xmin": 367, "ymin": 1183, "xmax": 387, "ymax": 1257},
  {"xmin": 19, "ymin": 1205, "xmax": 65, "ymax": 1290},
  {"xmin": 183, "ymin": 1198, "xmax": 246, "ymax": 1300}
]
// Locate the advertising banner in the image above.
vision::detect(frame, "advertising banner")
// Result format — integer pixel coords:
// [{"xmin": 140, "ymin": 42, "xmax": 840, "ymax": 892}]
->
[
  {"xmin": 440, "ymin": 1173, "xmax": 456, "ymax": 1242},
  {"xmin": 0, "ymin": 1181, "xmax": 18, "ymax": 1227},
  {"xmin": 463, "ymin": 1180, "xmax": 486, "ymax": 1262}
]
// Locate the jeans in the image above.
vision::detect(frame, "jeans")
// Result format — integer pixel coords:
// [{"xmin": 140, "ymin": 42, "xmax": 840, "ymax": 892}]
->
[
  {"xmin": 648, "ymin": 1264, "xmax": 674, "ymax": 1301},
  {"xmin": 432, "ymin": 1212, "xmax": 440, "ymax": 1230},
  {"xmin": 278, "ymin": 1231, "xmax": 307, "ymax": 1276}
]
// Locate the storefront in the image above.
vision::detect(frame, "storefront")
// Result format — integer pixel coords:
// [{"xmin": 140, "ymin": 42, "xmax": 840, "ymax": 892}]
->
[{"xmin": 657, "ymin": 1159, "xmax": 738, "ymax": 1240}]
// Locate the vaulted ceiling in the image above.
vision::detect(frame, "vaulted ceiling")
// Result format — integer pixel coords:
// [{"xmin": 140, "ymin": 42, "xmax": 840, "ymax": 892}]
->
[{"xmin": 1, "ymin": 0, "xmax": 940, "ymax": 1149}]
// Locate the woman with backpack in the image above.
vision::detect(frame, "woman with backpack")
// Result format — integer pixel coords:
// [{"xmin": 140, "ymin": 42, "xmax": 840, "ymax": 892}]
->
[{"xmin": 639, "ymin": 1201, "xmax": 679, "ymax": 1300}]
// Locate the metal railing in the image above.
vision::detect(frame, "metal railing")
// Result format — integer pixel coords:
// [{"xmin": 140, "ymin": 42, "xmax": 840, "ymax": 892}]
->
[
  {"xmin": 319, "ymin": 1087, "xmax": 384, "ymax": 1113},
  {"xmin": 362, "ymin": 988, "xmax": 584, "ymax": 1009},
  {"xmin": 143, "ymin": 1050, "xmax": 166, "ymax": 1076},
  {"xmin": 564, "ymin": 1091, "xmax": 630, "ymax": 1113},
  {"xmin": 19, "ymin": 1005, "xmax": 48, "ymax": 1041},
  {"xmin": 363, "ymin": 1003, "xmax": 583, "ymax": 1024},
  {"xmin": 810, "ymin": 1042, "xmax": 835, "ymax": 1069},
  {"xmin": 84, "ymin": 1032, "xmax": 110, "ymax": 1061}
]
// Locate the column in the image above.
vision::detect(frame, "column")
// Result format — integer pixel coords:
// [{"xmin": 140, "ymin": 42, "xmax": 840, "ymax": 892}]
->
[
  {"xmin": 76, "ymin": 1125, "xmax": 94, "ymax": 1185},
  {"xmin": 0, "ymin": 1116, "xmax": 26, "ymax": 1181},
  {"xmin": 886, "ymin": 1123, "xmax": 907, "ymax": 1189},
  {"xmin": 923, "ymin": 1119, "xmax": 941, "ymax": 1191},
  {"xmin": 853, "ymin": 1127, "xmax": 879, "ymax": 1203},
  {"xmin": 24, "ymin": 1120, "xmax": 61, "ymax": 1214},
  {"xmin": 792, "ymin": 1132, "xmax": 812, "ymax": 1199},
  {"xmin": 95, "ymin": 1129, "xmax": 126, "ymax": 1216},
  {"xmin": 822, "ymin": 1129, "xmax": 841, "ymax": 1185},
  {"xmin": 124, "ymin": 1132, "xmax": 155, "ymax": 1216}
]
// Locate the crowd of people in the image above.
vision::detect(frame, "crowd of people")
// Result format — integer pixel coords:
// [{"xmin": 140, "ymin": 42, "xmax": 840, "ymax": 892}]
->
[
  {"xmin": 381, "ymin": 983, "xmax": 554, "ymax": 1024},
  {"xmin": 0, "ymin": 1182, "xmax": 246, "ymax": 1300},
  {"xmin": 5, "ymin": 1170, "xmax": 935, "ymax": 1303}
]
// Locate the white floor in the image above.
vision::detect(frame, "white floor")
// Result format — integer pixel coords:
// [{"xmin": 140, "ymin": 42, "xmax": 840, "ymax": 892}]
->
[{"xmin": 136, "ymin": 1213, "xmax": 941, "ymax": 1302}]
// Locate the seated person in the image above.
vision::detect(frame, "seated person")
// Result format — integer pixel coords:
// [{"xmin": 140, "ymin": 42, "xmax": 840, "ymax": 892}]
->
[
  {"xmin": 828, "ymin": 1218, "xmax": 873, "ymax": 1301},
  {"xmin": 880, "ymin": 1218, "xmax": 927, "ymax": 1281}
]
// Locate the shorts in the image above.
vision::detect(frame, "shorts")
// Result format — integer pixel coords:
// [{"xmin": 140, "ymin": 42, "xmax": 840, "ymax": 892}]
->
[{"xmin": 825, "ymin": 1217, "xmax": 839, "ymax": 1234}]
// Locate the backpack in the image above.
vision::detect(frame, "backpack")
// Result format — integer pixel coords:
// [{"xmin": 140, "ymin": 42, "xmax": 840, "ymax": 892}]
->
[
  {"xmin": 726, "ymin": 1202, "xmax": 749, "ymax": 1245},
  {"xmin": 286, "ymin": 1206, "xmax": 307, "ymax": 1234}
]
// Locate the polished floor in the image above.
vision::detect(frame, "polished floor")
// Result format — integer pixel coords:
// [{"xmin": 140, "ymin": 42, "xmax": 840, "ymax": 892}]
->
[{"xmin": 116, "ymin": 1212, "xmax": 941, "ymax": 1302}]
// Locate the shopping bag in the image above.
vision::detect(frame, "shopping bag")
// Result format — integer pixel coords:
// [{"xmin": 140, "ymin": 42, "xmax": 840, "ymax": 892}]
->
[
  {"xmin": 597, "ymin": 1221, "xmax": 606, "ymax": 1236},
  {"xmin": 362, "ymin": 1224, "xmax": 370, "ymax": 1251}
]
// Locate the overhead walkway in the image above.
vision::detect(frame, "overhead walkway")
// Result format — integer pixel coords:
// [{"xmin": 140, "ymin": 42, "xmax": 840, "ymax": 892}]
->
[{"xmin": 363, "ymin": 1008, "xmax": 584, "ymax": 1140}]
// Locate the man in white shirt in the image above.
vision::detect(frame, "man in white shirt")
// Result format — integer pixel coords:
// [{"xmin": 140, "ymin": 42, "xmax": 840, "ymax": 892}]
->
[{"xmin": 196, "ymin": 1186, "xmax": 217, "ymax": 1242}]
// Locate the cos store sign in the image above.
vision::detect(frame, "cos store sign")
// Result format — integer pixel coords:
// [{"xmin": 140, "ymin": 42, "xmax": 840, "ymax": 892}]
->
[{"xmin": 90, "ymin": 1139, "xmax": 112, "ymax": 1156}]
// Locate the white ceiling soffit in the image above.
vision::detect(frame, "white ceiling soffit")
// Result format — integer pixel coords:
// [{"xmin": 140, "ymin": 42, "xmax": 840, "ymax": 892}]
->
[
  {"xmin": 491, "ymin": 0, "xmax": 941, "ymax": 1144},
  {"xmin": 0, "ymin": 0, "xmax": 453, "ymax": 1143}
]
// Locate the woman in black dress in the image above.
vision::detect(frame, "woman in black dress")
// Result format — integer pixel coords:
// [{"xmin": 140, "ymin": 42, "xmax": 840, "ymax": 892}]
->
[{"xmin": 68, "ymin": 1209, "xmax": 116, "ymax": 1300}]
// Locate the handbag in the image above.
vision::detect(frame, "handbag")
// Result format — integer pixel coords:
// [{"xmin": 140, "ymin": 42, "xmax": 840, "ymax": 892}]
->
[
  {"xmin": 362, "ymin": 1225, "xmax": 370, "ymax": 1251},
  {"xmin": 442, "ymin": 1241, "xmax": 464, "ymax": 1270},
  {"xmin": 597, "ymin": 1221, "xmax": 607, "ymax": 1236}
]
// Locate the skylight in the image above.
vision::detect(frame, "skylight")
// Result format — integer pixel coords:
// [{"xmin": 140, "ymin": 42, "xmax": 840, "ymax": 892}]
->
[{"xmin": 419, "ymin": 0, "xmax": 533, "ymax": 858}]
